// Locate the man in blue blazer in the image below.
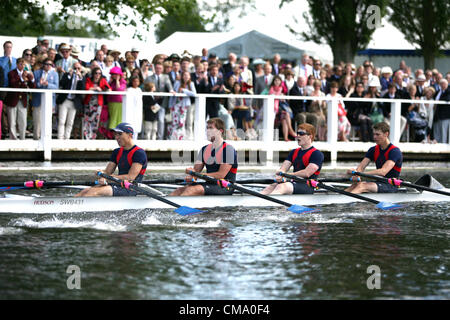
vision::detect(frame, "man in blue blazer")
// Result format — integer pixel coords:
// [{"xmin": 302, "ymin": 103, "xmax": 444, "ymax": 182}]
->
[
  {"xmin": 32, "ymin": 58, "xmax": 59, "ymax": 140},
  {"xmin": 0, "ymin": 41, "xmax": 16, "ymax": 88}
]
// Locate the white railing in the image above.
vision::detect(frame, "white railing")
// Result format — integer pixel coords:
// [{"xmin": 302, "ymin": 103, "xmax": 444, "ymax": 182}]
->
[{"xmin": 0, "ymin": 87, "xmax": 449, "ymax": 163}]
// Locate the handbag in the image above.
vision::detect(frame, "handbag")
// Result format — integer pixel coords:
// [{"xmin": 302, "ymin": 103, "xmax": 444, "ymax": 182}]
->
[{"xmin": 369, "ymin": 106, "xmax": 384, "ymax": 124}]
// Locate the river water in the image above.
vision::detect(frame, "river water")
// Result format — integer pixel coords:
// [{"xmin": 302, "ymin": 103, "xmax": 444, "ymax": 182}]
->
[{"xmin": 0, "ymin": 166, "xmax": 449, "ymax": 300}]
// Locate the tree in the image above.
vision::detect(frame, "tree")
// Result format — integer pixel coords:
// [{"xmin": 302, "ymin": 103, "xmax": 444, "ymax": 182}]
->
[
  {"xmin": 281, "ymin": 0, "xmax": 388, "ymax": 64},
  {"xmin": 388, "ymin": 0, "xmax": 449, "ymax": 70},
  {"xmin": 155, "ymin": 0, "xmax": 207, "ymax": 42},
  {"xmin": 0, "ymin": 6, "xmax": 113, "ymax": 39}
]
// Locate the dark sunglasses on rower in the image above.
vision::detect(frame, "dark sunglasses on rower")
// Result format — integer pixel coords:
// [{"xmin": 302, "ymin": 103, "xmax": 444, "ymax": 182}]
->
[{"xmin": 297, "ymin": 131, "xmax": 309, "ymax": 136}]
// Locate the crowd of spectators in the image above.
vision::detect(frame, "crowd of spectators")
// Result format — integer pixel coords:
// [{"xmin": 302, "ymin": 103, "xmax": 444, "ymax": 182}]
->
[{"xmin": 0, "ymin": 37, "xmax": 449, "ymax": 143}]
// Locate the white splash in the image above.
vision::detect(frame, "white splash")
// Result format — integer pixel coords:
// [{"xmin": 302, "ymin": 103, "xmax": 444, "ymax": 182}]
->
[
  {"xmin": 141, "ymin": 215, "xmax": 163, "ymax": 225},
  {"xmin": 0, "ymin": 227, "xmax": 24, "ymax": 235},
  {"xmin": 11, "ymin": 217, "xmax": 127, "ymax": 232},
  {"xmin": 177, "ymin": 219, "xmax": 222, "ymax": 228}
]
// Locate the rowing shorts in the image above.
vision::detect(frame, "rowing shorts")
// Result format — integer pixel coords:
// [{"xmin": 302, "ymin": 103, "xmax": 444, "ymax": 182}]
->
[
  {"xmin": 376, "ymin": 182, "xmax": 399, "ymax": 193},
  {"xmin": 111, "ymin": 184, "xmax": 138, "ymax": 197},
  {"xmin": 291, "ymin": 182, "xmax": 314, "ymax": 195},
  {"xmin": 200, "ymin": 183, "xmax": 235, "ymax": 196}
]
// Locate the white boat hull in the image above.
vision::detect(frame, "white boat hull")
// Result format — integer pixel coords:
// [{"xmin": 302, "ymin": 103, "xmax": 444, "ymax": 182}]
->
[{"xmin": 1, "ymin": 189, "xmax": 449, "ymax": 214}]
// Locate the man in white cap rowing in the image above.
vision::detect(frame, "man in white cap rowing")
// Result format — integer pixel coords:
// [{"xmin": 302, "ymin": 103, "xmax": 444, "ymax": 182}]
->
[{"xmin": 75, "ymin": 123, "xmax": 148, "ymax": 197}]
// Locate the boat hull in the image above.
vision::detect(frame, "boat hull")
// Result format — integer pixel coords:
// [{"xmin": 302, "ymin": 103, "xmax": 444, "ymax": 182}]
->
[{"xmin": 1, "ymin": 189, "xmax": 449, "ymax": 214}]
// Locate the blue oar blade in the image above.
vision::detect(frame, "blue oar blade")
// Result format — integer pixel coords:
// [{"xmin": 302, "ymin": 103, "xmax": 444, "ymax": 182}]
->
[
  {"xmin": 376, "ymin": 201, "xmax": 403, "ymax": 210},
  {"xmin": 174, "ymin": 206, "xmax": 204, "ymax": 216},
  {"xmin": 288, "ymin": 204, "xmax": 317, "ymax": 214}
]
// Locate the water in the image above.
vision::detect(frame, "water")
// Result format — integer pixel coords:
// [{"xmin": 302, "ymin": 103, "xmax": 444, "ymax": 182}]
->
[{"xmin": 0, "ymin": 168, "xmax": 449, "ymax": 300}]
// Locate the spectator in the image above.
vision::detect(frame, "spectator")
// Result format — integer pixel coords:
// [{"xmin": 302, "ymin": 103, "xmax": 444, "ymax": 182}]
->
[
  {"xmin": 271, "ymin": 53, "xmax": 281, "ymax": 75},
  {"xmin": 142, "ymin": 82, "xmax": 159, "ymax": 140},
  {"xmin": 419, "ymin": 86, "xmax": 436, "ymax": 143},
  {"xmin": 312, "ymin": 59, "xmax": 322, "ymax": 79},
  {"xmin": 239, "ymin": 56, "xmax": 254, "ymax": 89},
  {"xmin": 130, "ymin": 48, "xmax": 141, "ymax": 69},
  {"xmin": 47, "ymin": 48, "xmax": 57, "ymax": 63},
  {"xmin": 433, "ymin": 79, "xmax": 450, "ymax": 143},
  {"xmin": 107, "ymin": 66, "xmax": 127, "ymax": 132},
  {"xmin": 56, "ymin": 61, "xmax": 85, "ymax": 139},
  {"xmin": 55, "ymin": 44, "xmax": 77, "ymax": 77},
  {"xmin": 22, "ymin": 49, "xmax": 33, "ymax": 71},
  {"xmin": 103, "ymin": 55, "xmax": 114, "ymax": 82},
  {"xmin": 416, "ymin": 74, "xmax": 426, "ymax": 98},
  {"xmin": 94, "ymin": 50, "xmax": 106, "ymax": 71},
  {"xmin": 82, "ymin": 67, "xmax": 111, "ymax": 140},
  {"xmin": 270, "ymin": 75, "xmax": 296, "ymax": 141},
  {"xmin": 227, "ymin": 81, "xmax": 253, "ymax": 138},
  {"xmin": 141, "ymin": 59, "xmax": 152, "ymax": 79},
  {"xmin": 191, "ymin": 63, "xmax": 206, "ymax": 93},
  {"xmin": 70, "ymin": 46, "xmax": 86, "ymax": 67},
  {"xmin": 255, "ymin": 63, "xmax": 273, "ymax": 95},
  {"xmin": 294, "ymin": 53, "xmax": 312, "ymax": 79},
  {"xmin": 0, "ymin": 41, "xmax": 17, "ymax": 87},
  {"xmin": 328, "ymin": 65, "xmax": 343, "ymax": 83},
  {"xmin": 123, "ymin": 56, "xmax": 135, "ymax": 83},
  {"xmin": 100, "ymin": 44, "xmax": 108, "ymax": 56},
  {"xmin": 406, "ymin": 84, "xmax": 427, "ymax": 142},
  {"xmin": 168, "ymin": 71, "xmax": 196, "ymax": 140},
  {"xmin": 126, "ymin": 75, "xmax": 143, "ymax": 139},
  {"xmin": 380, "ymin": 66, "xmax": 393, "ymax": 93},
  {"xmin": 199, "ymin": 63, "xmax": 224, "ymax": 119},
  {"xmin": 109, "ymin": 49, "xmax": 122, "ymax": 68},
  {"xmin": 168, "ymin": 60, "xmax": 180, "ymax": 85},
  {"xmin": 5, "ymin": 58, "xmax": 36, "ymax": 140},
  {"xmin": 306, "ymin": 80, "xmax": 327, "ymax": 141},
  {"xmin": 31, "ymin": 58, "xmax": 59, "ymax": 140},
  {"xmin": 222, "ymin": 52, "xmax": 238, "ymax": 78},
  {"xmin": 201, "ymin": 48, "xmax": 208, "ymax": 61},
  {"xmin": 338, "ymin": 75, "xmax": 355, "ymax": 98},
  {"xmin": 347, "ymin": 81, "xmax": 373, "ymax": 142},
  {"xmin": 327, "ymin": 81, "xmax": 351, "ymax": 142},
  {"xmin": 144, "ymin": 61, "xmax": 175, "ymax": 140},
  {"xmin": 289, "ymin": 76, "xmax": 309, "ymax": 126},
  {"xmin": 283, "ymin": 69, "xmax": 295, "ymax": 92},
  {"xmin": 424, "ymin": 69, "xmax": 433, "ymax": 87},
  {"xmin": 130, "ymin": 68, "xmax": 144, "ymax": 89}
]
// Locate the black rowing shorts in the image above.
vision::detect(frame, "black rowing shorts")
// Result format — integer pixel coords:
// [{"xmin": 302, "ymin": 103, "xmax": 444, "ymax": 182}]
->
[
  {"xmin": 291, "ymin": 182, "xmax": 315, "ymax": 195},
  {"xmin": 376, "ymin": 182, "xmax": 399, "ymax": 193},
  {"xmin": 200, "ymin": 182, "xmax": 235, "ymax": 196},
  {"xmin": 111, "ymin": 184, "xmax": 138, "ymax": 197}
]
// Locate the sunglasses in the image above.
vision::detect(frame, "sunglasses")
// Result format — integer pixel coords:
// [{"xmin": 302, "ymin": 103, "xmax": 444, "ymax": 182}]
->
[
  {"xmin": 94, "ymin": 72, "xmax": 102, "ymax": 75},
  {"xmin": 44, "ymin": 63, "xmax": 52, "ymax": 66},
  {"xmin": 25, "ymin": 53, "xmax": 32, "ymax": 56},
  {"xmin": 297, "ymin": 131, "xmax": 309, "ymax": 136}
]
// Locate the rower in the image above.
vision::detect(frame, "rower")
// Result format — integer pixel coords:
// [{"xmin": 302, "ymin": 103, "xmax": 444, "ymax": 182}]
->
[
  {"xmin": 346, "ymin": 122, "xmax": 403, "ymax": 194},
  {"xmin": 170, "ymin": 118, "xmax": 238, "ymax": 196},
  {"xmin": 261, "ymin": 123, "xmax": 324, "ymax": 195},
  {"xmin": 75, "ymin": 123, "xmax": 148, "ymax": 197}
]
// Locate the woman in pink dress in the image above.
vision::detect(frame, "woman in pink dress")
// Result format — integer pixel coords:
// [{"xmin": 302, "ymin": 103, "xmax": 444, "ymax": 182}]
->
[{"xmin": 269, "ymin": 75, "xmax": 296, "ymax": 141}]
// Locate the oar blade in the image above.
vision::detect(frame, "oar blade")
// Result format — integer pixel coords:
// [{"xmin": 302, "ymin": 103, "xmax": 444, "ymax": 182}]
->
[
  {"xmin": 376, "ymin": 201, "xmax": 403, "ymax": 210},
  {"xmin": 288, "ymin": 204, "xmax": 318, "ymax": 214},
  {"xmin": 174, "ymin": 206, "xmax": 204, "ymax": 216}
]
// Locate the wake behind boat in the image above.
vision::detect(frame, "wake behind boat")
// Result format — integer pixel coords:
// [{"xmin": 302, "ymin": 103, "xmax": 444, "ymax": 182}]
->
[{"xmin": 1, "ymin": 175, "xmax": 448, "ymax": 214}]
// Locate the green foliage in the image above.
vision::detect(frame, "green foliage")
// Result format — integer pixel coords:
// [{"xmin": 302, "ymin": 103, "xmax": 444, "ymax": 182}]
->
[
  {"xmin": 388, "ymin": 0, "xmax": 449, "ymax": 69},
  {"xmin": 281, "ymin": 0, "xmax": 389, "ymax": 63},
  {"xmin": 155, "ymin": 0, "xmax": 208, "ymax": 42}
]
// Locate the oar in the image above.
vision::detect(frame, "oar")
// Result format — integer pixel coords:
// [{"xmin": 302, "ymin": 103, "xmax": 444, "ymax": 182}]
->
[
  {"xmin": 0, "ymin": 180, "xmax": 99, "ymax": 189},
  {"xmin": 278, "ymin": 172, "xmax": 402, "ymax": 210},
  {"xmin": 351, "ymin": 171, "xmax": 450, "ymax": 197},
  {"xmin": 97, "ymin": 172, "xmax": 203, "ymax": 216},
  {"xmin": 141, "ymin": 177, "xmax": 351, "ymax": 185},
  {"xmin": 188, "ymin": 171, "xmax": 316, "ymax": 214}
]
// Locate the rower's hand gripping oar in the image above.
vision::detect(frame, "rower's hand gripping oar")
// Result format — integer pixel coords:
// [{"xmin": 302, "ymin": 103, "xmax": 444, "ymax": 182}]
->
[
  {"xmin": 351, "ymin": 171, "xmax": 450, "ymax": 197},
  {"xmin": 188, "ymin": 171, "xmax": 316, "ymax": 214},
  {"xmin": 98, "ymin": 172, "xmax": 203, "ymax": 216},
  {"xmin": 278, "ymin": 172, "xmax": 402, "ymax": 210}
]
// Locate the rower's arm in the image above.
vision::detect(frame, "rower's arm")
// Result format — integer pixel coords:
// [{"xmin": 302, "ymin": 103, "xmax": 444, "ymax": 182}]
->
[
  {"xmin": 103, "ymin": 162, "xmax": 117, "ymax": 175},
  {"xmin": 364, "ymin": 160, "xmax": 396, "ymax": 177},
  {"xmin": 116, "ymin": 163, "xmax": 143, "ymax": 181},
  {"xmin": 355, "ymin": 157, "xmax": 371, "ymax": 173},
  {"xmin": 293, "ymin": 163, "xmax": 320, "ymax": 178},
  {"xmin": 206, "ymin": 164, "xmax": 232, "ymax": 180},
  {"xmin": 277, "ymin": 160, "xmax": 292, "ymax": 174}
]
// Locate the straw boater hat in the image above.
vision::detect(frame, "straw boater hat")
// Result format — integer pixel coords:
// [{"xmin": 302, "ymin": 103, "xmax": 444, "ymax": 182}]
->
[
  {"xmin": 416, "ymin": 74, "xmax": 426, "ymax": 82},
  {"xmin": 380, "ymin": 66, "xmax": 393, "ymax": 75},
  {"xmin": 71, "ymin": 46, "xmax": 80, "ymax": 56},
  {"xmin": 110, "ymin": 49, "xmax": 121, "ymax": 55}
]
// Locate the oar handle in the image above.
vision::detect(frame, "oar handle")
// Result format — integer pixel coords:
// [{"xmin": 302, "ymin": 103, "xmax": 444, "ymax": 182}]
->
[
  {"xmin": 98, "ymin": 172, "xmax": 182, "ymax": 208},
  {"xmin": 352, "ymin": 171, "xmax": 450, "ymax": 196},
  {"xmin": 278, "ymin": 172, "xmax": 381, "ymax": 205},
  {"xmin": 188, "ymin": 171, "xmax": 295, "ymax": 208}
]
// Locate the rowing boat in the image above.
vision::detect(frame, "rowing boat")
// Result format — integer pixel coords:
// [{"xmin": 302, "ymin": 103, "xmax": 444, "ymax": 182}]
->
[{"xmin": 1, "ymin": 187, "xmax": 448, "ymax": 215}]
